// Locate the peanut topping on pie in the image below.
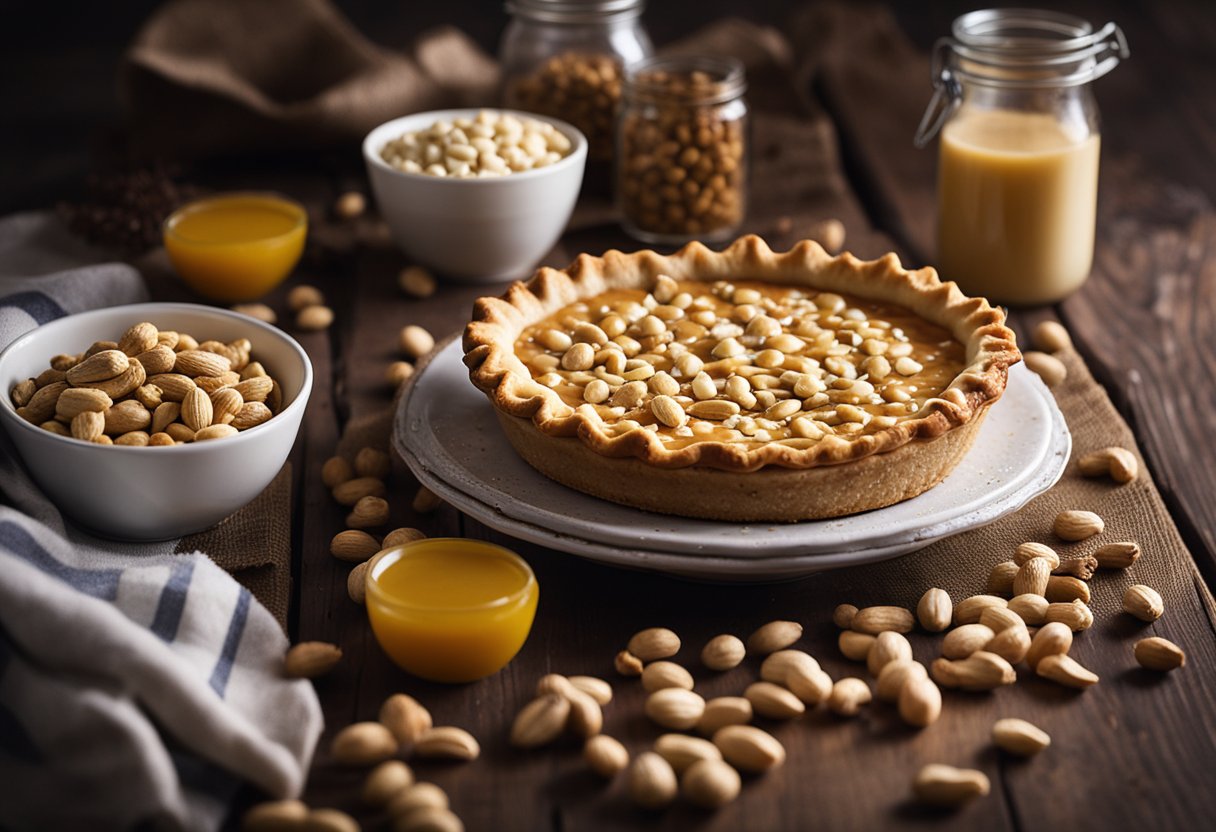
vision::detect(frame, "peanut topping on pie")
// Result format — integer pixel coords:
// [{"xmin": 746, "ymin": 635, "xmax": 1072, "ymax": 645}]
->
[{"xmin": 514, "ymin": 275, "xmax": 966, "ymax": 450}]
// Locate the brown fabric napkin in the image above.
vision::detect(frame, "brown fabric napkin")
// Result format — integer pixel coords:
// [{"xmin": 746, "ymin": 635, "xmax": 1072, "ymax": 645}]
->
[{"xmin": 121, "ymin": 0, "xmax": 499, "ymax": 159}]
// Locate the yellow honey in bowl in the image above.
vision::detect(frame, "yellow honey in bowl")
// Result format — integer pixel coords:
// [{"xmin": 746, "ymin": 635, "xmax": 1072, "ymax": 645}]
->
[
  {"xmin": 365, "ymin": 538, "xmax": 539, "ymax": 683},
  {"xmin": 163, "ymin": 193, "xmax": 307, "ymax": 302}
]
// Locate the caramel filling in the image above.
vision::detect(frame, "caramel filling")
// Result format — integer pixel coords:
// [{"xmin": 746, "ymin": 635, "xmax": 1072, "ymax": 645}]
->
[{"xmin": 514, "ymin": 277, "xmax": 965, "ymax": 450}]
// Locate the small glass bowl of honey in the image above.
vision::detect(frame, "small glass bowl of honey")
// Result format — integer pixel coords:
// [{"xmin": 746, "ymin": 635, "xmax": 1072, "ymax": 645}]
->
[
  {"xmin": 365, "ymin": 538, "xmax": 539, "ymax": 683},
  {"xmin": 163, "ymin": 193, "xmax": 307, "ymax": 302}
]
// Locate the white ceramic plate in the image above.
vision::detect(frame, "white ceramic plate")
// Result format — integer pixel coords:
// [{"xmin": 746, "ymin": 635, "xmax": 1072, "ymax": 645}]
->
[{"xmin": 394, "ymin": 341, "xmax": 1069, "ymax": 581}]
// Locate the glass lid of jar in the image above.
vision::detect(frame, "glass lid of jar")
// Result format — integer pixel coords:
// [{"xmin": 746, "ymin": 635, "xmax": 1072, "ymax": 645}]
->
[
  {"xmin": 506, "ymin": 0, "xmax": 645, "ymax": 23},
  {"xmin": 914, "ymin": 8, "xmax": 1128, "ymax": 147}
]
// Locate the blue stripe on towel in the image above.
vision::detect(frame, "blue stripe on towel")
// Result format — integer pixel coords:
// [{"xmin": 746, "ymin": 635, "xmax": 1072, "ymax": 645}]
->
[
  {"xmin": 0, "ymin": 627, "xmax": 43, "ymax": 762},
  {"xmin": 208, "ymin": 588, "xmax": 251, "ymax": 697},
  {"xmin": 0, "ymin": 521, "xmax": 121, "ymax": 600},
  {"xmin": 149, "ymin": 559, "xmax": 195, "ymax": 642},
  {"xmin": 0, "ymin": 290, "xmax": 66, "ymax": 325}
]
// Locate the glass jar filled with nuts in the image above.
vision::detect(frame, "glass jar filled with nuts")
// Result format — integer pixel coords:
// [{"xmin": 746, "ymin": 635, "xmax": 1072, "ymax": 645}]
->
[
  {"xmin": 500, "ymin": 0, "xmax": 652, "ymax": 171},
  {"xmin": 617, "ymin": 56, "xmax": 748, "ymax": 244}
]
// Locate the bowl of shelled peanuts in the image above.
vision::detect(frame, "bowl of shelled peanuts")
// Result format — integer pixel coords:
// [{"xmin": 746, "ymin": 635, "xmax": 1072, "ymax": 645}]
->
[
  {"xmin": 363, "ymin": 109, "xmax": 587, "ymax": 282},
  {"xmin": 0, "ymin": 303, "xmax": 312, "ymax": 540}
]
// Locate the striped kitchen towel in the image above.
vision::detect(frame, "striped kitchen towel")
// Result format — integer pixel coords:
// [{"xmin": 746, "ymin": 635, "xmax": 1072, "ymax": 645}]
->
[{"xmin": 0, "ymin": 213, "xmax": 322, "ymax": 831}]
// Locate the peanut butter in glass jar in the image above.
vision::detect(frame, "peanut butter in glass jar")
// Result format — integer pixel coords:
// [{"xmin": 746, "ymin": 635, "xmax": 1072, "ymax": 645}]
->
[{"xmin": 916, "ymin": 9, "xmax": 1128, "ymax": 306}]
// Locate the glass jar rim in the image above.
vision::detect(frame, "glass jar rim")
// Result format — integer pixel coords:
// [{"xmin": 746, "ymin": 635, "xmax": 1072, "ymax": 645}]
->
[
  {"xmin": 162, "ymin": 192, "xmax": 307, "ymax": 247},
  {"xmin": 505, "ymin": 0, "xmax": 644, "ymax": 24},
  {"xmin": 623, "ymin": 55, "xmax": 746, "ymax": 105},
  {"xmin": 943, "ymin": 9, "xmax": 1128, "ymax": 89},
  {"xmin": 913, "ymin": 8, "xmax": 1127, "ymax": 147},
  {"xmin": 365, "ymin": 538, "xmax": 537, "ymax": 615}
]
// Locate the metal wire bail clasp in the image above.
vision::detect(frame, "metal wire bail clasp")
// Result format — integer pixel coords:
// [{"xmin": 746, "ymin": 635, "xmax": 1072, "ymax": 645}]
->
[{"xmin": 913, "ymin": 38, "xmax": 962, "ymax": 148}]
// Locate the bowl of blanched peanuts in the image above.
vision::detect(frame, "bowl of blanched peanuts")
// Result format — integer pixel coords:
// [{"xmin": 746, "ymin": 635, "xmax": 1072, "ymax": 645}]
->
[{"xmin": 363, "ymin": 109, "xmax": 587, "ymax": 282}]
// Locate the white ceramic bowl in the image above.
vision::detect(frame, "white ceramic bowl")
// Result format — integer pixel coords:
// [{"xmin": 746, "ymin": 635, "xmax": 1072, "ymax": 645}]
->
[
  {"xmin": 363, "ymin": 109, "xmax": 588, "ymax": 282},
  {"xmin": 0, "ymin": 303, "xmax": 312, "ymax": 541}
]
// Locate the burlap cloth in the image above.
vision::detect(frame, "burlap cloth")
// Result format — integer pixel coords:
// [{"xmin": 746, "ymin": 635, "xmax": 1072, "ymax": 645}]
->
[
  {"xmin": 175, "ymin": 466, "xmax": 294, "ymax": 627},
  {"xmin": 120, "ymin": 1, "xmax": 1211, "ymax": 622},
  {"xmin": 121, "ymin": 0, "xmax": 499, "ymax": 160}
]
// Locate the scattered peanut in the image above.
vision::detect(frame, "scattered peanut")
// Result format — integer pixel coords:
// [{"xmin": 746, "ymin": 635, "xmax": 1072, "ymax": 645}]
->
[
  {"xmin": 584, "ymin": 734, "xmax": 630, "ymax": 778},
  {"xmin": 992, "ymin": 718, "xmax": 1050, "ymax": 756},
  {"xmin": 645, "ymin": 688, "xmax": 705, "ymax": 730},
  {"xmin": 866, "ymin": 631, "xmax": 913, "ymax": 677},
  {"xmin": 712, "ymin": 725, "xmax": 785, "ymax": 772},
  {"xmin": 296, "ymin": 305, "xmax": 334, "ymax": 331},
  {"xmin": 701, "ymin": 634, "xmax": 746, "ymax": 670},
  {"xmin": 284, "ymin": 641, "xmax": 342, "ymax": 678},
  {"xmin": 1032, "ymin": 320, "xmax": 1072, "ymax": 352},
  {"xmin": 913, "ymin": 764, "xmax": 990, "ymax": 807},
  {"xmin": 1053, "ymin": 509, "xmax": 1104, "ymax": 541},
  {"xmin": 399, "ymin": 265, "xmax": 437, "ymax": 298},
  {"xmin": 917, "ymin": 588, "xmax": 952, "ymax": 632},
  {"xmin": 628, "ymin": 627, "xmax": 681, "ymax": 662},
  {"xmin": 346, "ymin": 562, "xmax": 369, "ymax": 605},
  {"xmin": 1133, "ymin": 637, "xmax": 1186, "ymax": 671},
  {"xmin": 744, "ymin": 681, "xmax": 805, "ymax": 720},
  {"xmin": 242, "ymin": 800, "xmax": 309, "ymax": 831},
  {"xmin": 654, "ymin": 733, "xmax": 723, "ymax": 774},
  {"xmin": 850, "ymin": 605, "xmax": 915, "ymax": 635},
  {"xmin": 1122, "ymin": 584, "xmax": 1164, "ymax": 621},
  {"xmin": 1026, "ymin": 622, "xmax": 1073, "ymax": 670},
  {"xmin": 1078, "ymin": 446, "xmax": 1139, "ymax": 483},
  {"xmin": 387, "ymin": 360, "xmax": 416, "ymax": 388},
  {"xmin": 413, "ymin": 726, "xmax": 480, "ymax": 760},
  {"xmin": 400, "ymin": 325, "xmax": 435, "ymax": 359},
  {"xmin": 330, "ymin": 529, "xmax": 381, "ymax": 562},
  {"xmin": 331, "ymin": 722, "xmax": 397, "ymax": 766},
  {"xmin": 334, "ymin": 191, "xmax": 366, "ymax": 219},
  {"xmin": 1023, "ymin": 350, "xmax": 1067, "ymax": 387},
  {"xmin": 827, "ymin": 677, "xmax": 872, "ymax": 717},
  {"xmin": 838, "ymin": 630, "xmax": 877, "ymax": 661},
  {"xmin": 628, "ymin": 751, "xmax": 679, "ymax": 809},
  {"xmin": 746, "ymin": 620, "xmax": 802, "ymax": 655},
  {"xmin": 681, "ymin": 758, "xmax": 742, "ymax": 809},
  {"xmin": 832, "ymin": 603, "xmax": 859, "ymax": 629},
  {"xmin": 956, "ymin": 594, "xmax": 1009, "ymax": 624},
  {"xmin": 380, "ymin": 694, "xmax": 433, "ymax": 745},
  {"xmin": 942, "ymin": 624, "xmax": 996, "ymax": 660},
  {"xmin": 511, "ymin": 694, "xmax": 570, "ymax": 749},
  {"xmin": 1094, "ymin": 541, "xmax": 1141, "ymax": 569},
  {"xmin": 693, "ymin": 697, "xmax": 751, "ymax": 738},
  {"xmin": 230, "ymin": 303, "xmax": 277, "ymax": 324},
  {"xmin": 1036, "ymin": 654, "xmax": 1099, "ymax": 688},
  {"xmin": 898, "ymin": 675, "xmax": 942, "ymax": 728},
  {"xmin": 615, "ymin": 650, "xmax": 644, "ymax": 676},
  {"xmin": 363, "ymin": 760, "xmax": 414, "ymax": 806}
]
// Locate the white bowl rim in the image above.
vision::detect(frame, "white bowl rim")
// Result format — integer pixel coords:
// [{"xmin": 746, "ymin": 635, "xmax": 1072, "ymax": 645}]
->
[
  {"xmin": 0, "ymin": 301, "xmax": 313, "ymax": 455},
  {"xmin": 362, "ymin": 108, "xmax": 589, "ymax": 185}
]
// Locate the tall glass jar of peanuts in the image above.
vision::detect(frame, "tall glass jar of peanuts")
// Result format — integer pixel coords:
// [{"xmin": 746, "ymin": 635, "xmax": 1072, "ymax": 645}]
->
[
  {"xmin": 617, "ymin": 56, "xmax": 748, "ymax": 244},
  {"xmin": 500, "ymin": 0, "xmax": 652, "ymax": 174}
]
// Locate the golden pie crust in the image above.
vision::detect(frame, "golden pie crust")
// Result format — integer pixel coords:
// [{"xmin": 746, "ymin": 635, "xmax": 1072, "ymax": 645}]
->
[{"xmin": 463, "ymin": 236, "xmax": 1020, "ymax": 521}]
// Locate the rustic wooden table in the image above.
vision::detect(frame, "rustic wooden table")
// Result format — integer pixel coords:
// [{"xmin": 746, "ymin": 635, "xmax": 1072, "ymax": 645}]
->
[
  {"xmin": 267, "ymin": 5, "xmax": 1216, "ymax": 830},
  {"xmin": 81, "ymin": 2, "xmax": 1211, "ymax": 829}
]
